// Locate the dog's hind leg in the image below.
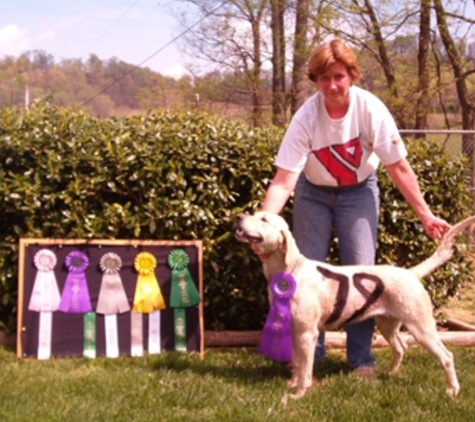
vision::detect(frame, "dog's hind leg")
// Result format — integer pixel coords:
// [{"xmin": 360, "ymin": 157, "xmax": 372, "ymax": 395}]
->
[
  {"xmin": 405, "ymin": 322, "xmax": 460, "ymax": 396},
  {"xmin": 375, "ymin": 316, "xmax": 407, "ymax": 374}
]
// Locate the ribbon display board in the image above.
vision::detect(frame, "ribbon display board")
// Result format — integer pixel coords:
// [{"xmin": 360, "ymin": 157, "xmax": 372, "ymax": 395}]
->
[{"xmin": 17, "ymin": 239, "xmax": 203, "ymax": 359}]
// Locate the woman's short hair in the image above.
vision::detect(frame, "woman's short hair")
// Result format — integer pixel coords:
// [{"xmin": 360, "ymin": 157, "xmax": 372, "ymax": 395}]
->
[{"xmin": 307, "ymin": 38, "xmax": 362, "ymax": 83}]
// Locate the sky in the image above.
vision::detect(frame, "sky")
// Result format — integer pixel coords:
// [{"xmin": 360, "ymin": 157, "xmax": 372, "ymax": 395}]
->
[{"xmin": 0, "ymin": 0, "xmax": 195, "ymax": 78}]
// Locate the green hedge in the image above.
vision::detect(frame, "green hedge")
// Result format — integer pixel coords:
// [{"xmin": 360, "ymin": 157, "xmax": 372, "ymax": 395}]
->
[{"xmin": 0, "ymin": 103, "xmax": 472, "ymax": 333}]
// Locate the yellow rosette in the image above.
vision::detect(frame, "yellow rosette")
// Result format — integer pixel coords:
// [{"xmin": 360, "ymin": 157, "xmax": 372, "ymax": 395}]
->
[{"xmin": 132, "ymin": 252, "xmax": 166, "ymax": 313}]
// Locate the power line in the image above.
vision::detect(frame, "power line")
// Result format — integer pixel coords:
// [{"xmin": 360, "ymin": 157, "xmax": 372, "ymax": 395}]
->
[
  {"xmin": 79, "ymin": 0, "xmax": 143, "ymax": 60},
  {"xmin": 80, "ymin": 0, "xmax": 230, "ymax": 108},
  {"xmin": 54, "ymin": 0, "xmax": 104, "ymax": 60}
]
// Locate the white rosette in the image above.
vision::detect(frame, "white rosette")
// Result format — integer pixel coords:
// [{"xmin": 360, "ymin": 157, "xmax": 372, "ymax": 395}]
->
[
  {"xmin": 97, "ymin": 252, "xmax": 130, "ymax": 359},
  {"xmin": 29, "ymin": 249, "xmax": 61, "ymax": 360},
  {"xmin": 96, "ymin": 253, "xmax": 130, "ymax": 315},
  {"xmin": 28, "ymin": 249, "xmax": 61, "ymax": 312}
]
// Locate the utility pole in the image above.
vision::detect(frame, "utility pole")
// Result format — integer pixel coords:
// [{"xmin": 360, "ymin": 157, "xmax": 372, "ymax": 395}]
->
[{"xmin": 25, "ymin": 84, "xmax": 30, "ymax": 110}]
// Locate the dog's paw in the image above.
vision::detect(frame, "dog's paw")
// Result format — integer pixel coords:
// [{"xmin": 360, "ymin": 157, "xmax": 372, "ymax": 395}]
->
[
  {"xmin": 286, "ymin": 377, "xmax": 312, "ymax": 390},
  {"xmin": 446, "ymin": 384, "xmax": 460, "ymax": 397},
  {"xmin": 388, "ymin": 367, "xmax": 399, "ymax": 376},
  {"xmin": 286, "ymin": 377, "xmax": 298, "ymax": 388},
  {"xmin": 286, "ymin": 390, "xmax": 306, "ymax": 401}
]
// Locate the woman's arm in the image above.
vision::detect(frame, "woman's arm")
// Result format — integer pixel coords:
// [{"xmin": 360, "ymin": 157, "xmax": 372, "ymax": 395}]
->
[
  {"xmin": 384, "ymin": 158, "xmax": 451, "ymax": 239},
  {"xmin": 262, "ymin": 168, "xmax": 301, "ymax": 214}
]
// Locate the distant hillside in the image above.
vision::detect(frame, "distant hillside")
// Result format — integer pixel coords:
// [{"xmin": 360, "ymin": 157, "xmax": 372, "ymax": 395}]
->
[{"xmin": 0, "ymin": 50, "xmax": 196, "ymax": 117}]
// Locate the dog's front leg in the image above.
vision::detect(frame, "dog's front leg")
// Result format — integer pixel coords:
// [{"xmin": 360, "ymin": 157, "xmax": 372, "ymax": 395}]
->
[
  {"xmin": 285, "ymin": 330, "xmax": 316, "ymax": 401},
  {"xmin": 286, "ymin": 362, "xmax": 298, "ymax": 388}
]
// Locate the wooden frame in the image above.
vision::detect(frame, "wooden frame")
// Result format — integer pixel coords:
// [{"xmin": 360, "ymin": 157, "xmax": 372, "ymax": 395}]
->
[{"xmin": 17, "ymin": 238, "xmax": 204, "ymax": 359}]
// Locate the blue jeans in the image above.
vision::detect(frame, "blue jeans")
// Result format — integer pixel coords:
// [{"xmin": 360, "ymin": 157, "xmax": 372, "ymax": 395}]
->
[{"xmin": 292, "ymin": 173, "xmax": 379, "ymax": 369}]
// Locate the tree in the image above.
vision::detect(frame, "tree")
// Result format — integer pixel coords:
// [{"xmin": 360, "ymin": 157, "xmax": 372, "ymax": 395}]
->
[
  {"xmin": 270, "ymin": 0, "xmax": 286, "ymax": 126},
  {"xmin": 433, "ymin": 0, "xmax": 475, "ymax": 172},
  {"xmin": 415, "ymin": 0, "xmax": 431, "ymax": 135},
  {"xmin": 289, "ymin": 0, "xmax": 311, "ymax": 116},
  {"xmin": 174, "ymin": 0, "xmax": 270, "ymax": 126}
]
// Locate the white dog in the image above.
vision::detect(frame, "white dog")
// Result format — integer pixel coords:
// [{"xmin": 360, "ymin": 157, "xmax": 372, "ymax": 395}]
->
[{"xmin": 234, "ymin": 211, "xmax": 475, "ymax": 400}]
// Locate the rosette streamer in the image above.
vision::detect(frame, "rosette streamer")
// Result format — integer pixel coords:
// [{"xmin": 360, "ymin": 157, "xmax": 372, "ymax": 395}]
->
[
  {"xmin": 132, "ymin": 252, "xmax": 165, "ymax": 313},
  {"xmin": 28, "ymin": 249, "xmax": 61, "ymax": 312},
  {"xmin": 96, "ymin": 253, "xmax": 130, "ymax": 314},
  {"xmin": 58, "ymin": 251, "xmax": 92, "ymax": 313},
  {"xmin": 258, "ymin": 272, "xmax": 297, "ymax": 362},
  {"xmin": 37, "ymin": 312, "xmax": 53, "ymax": 360},
  {"xmin": 173, "ymin": 308, "xmax": 187, "ymax": 352},
  {"xmin": 130, "ymin": 311, "xmax": 144, "ymax": 357},
  {"xmin": 167, "ymin": 249, "xmax": 200, "ymax": 308},
  {"xmin": 148, "ymin": 311, "xmax": 161, "ymax": 354},
  {"xmin": 83, "ymin": 312, "xmax": 96, "ymax": 359}
]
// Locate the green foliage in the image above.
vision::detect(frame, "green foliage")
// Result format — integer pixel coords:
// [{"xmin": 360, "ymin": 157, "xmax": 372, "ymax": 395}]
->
[{"xmin": 0, "ymin": 104, "xmax": 473, "ymax": 333}]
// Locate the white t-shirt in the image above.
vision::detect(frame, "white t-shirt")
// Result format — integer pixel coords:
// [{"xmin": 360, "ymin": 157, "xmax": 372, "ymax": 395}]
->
[{"xmin": 275, "ymin": 85, "xmax": 407, "ymax": 187}]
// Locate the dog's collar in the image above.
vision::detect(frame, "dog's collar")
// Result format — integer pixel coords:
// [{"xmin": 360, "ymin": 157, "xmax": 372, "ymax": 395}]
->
[
  {"xmin": 287, "ymin": 255, "xmax": 303, "ymax": 275},
  {"xmin": 252, "ymin": 246, "xmax": 303, "ymax": 274}
]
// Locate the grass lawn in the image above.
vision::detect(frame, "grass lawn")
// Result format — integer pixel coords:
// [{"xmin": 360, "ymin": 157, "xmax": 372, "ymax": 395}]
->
[
  {"xmin": 1, "ymin": 344, "xmax": 475, "ymax": 422},
  {"xmin": 3, "ymin": 260, "xmax": 474, "ymax": 422}
]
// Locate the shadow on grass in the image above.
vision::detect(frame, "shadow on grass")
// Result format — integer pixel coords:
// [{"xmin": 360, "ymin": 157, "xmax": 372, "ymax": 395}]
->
[{"xmin": 150, "ymin": 348, "xmax": 351, "ymax": 387}]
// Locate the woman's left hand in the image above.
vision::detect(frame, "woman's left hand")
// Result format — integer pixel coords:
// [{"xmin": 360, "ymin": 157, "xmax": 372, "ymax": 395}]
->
[{"xmin": 423, "ymin": 216, "xmax": 451, "ymax": 240}]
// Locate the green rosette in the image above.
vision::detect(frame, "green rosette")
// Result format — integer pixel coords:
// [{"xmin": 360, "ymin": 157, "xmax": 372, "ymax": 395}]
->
[{"xmin": 168, "ymin": 249, "xmax": 200, "ymax": 308}]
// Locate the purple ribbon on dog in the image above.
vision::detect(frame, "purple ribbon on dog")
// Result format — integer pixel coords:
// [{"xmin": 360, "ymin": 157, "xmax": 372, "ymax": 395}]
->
[
  {"xmin": 258, "ymin": 272, "xmax": 296, "ymax": 362},
  {"xmin": 59, "ymin": 251, "xmax": 92, "ymax": 313}
]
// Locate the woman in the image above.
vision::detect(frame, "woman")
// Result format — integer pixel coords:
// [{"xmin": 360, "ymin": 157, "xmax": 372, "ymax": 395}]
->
[{"xmin": 261, "ymin": 38, "xmax": 450, "ymax": 377}]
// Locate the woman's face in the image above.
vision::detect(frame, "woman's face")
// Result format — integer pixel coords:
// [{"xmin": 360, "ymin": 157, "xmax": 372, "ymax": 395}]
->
[{"xmin": 316, "ymin": 60, "xmax": 352, "ymax": 110}]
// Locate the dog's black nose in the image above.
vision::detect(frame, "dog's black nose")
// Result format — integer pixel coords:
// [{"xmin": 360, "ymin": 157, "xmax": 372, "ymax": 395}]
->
[{"xmin": 234, "ymin": 213, "xmax": 246, "ymax": 227}]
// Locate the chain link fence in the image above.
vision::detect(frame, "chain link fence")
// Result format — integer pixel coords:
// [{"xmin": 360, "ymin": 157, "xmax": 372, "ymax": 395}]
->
[{"xmin": 400, "ymin": 129, "xmax": 475, "ymax": 191}]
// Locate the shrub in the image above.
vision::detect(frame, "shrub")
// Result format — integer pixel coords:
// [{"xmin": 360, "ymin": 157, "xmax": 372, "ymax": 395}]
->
[{"xmin": 0, "ymin": 103, "xmax": 472, "ymax": 333}]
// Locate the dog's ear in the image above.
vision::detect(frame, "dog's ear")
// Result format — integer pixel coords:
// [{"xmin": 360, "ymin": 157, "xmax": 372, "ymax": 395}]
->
[{"xmin": 279, "ymin": 228, "xmax": 300, "ymax": 268}]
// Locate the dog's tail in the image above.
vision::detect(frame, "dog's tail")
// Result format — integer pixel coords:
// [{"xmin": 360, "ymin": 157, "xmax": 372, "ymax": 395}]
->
[{"xmin": 410, "ymin": 215, "xmax": 475, "ymax": 279}]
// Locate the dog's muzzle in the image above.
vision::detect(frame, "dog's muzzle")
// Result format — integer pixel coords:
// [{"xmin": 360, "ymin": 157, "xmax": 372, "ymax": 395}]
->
[{"xmin": 234, "ymin": 214, "xmax": 263, "ymax": 243}]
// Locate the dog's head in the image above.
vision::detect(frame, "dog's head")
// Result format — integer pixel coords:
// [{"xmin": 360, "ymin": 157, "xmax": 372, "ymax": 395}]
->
[{"xmin": 234, "ymin": 211, "xmax": 299, "ymax": 266}]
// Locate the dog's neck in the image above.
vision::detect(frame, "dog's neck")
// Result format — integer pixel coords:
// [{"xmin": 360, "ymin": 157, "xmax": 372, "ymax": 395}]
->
[
  {"xmin": 253, "ymin": 251, "xmax": 274, "ymax": 262},
  {"xmin": 260, "ymin": 250, "xmax": 303, "ymax": 282},
  {"xmin": 251, "ymin": 243, "xmax": 280, "ymax": 263}
]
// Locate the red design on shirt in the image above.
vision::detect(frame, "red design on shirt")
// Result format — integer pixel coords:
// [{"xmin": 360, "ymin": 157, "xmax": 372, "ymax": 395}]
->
[
  {"xmin": 332, "ymin": 137, "xmax": 362, "ymax": 168},
  {"xmin": 313, "ymin": 137, "xmax": 363, "ymax": 186}
]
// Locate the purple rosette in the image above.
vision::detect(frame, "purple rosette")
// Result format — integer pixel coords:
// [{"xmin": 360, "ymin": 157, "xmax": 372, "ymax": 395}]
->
[
  {"xmin": 58, "ymin": 250, "xmax": 92, "ymax": 313},
  {"xmin": 258, "ymin": 272, "xmax": 297, "ymax": 362}
]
